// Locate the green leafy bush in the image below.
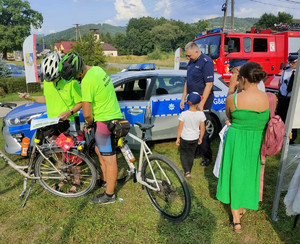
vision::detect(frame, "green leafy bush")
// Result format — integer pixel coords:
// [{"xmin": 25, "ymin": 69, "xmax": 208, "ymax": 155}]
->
[{"xmin": 0, "ymin": 77, "xmax": 41, "ymax": 94}]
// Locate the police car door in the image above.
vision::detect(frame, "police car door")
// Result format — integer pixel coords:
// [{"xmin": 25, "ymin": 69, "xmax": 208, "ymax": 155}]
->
[
  {"xmin": 148, "ymin": 75, "xmax": 186, "ymax": 140},
  {"xmin": 115, "ymin": 78, "xmax": 151, "ymax": 143}
]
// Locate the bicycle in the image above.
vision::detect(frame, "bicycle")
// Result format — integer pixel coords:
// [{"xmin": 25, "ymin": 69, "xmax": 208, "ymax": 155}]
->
[
  {"xmin": 0, "ymin": 102, "xmax": 98, "ymax": 208},
  {"xmin": 87, "ymin": 122, "xmax": 191, "ymax": 222}
]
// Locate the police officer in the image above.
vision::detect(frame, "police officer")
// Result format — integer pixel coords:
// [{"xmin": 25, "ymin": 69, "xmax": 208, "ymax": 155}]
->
[
  {"xmin": 180, "ymin": 42, "xmax": 214, "ymax": 166},
  {"xmin": 276, "ymin": 54, "xmax": 298, "ymax": 143}
]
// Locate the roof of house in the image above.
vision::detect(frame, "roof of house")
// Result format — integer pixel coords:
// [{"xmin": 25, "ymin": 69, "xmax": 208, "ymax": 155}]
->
[
  {"xmin": 60, "ymin": 41, "xmax": 76, "ymax": 53},
  {"xmin": 101, "ymin": 42, "xmax": 117, "ymax": 51},
  {"xmin": 54, "ymin": 43, "xmax": 60, "ymax": 50}
]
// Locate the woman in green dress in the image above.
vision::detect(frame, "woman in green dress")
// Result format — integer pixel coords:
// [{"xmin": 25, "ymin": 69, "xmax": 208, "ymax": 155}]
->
[{"xmin": 216, "ymin": 62, "xmax": 276, "ymax": 233}]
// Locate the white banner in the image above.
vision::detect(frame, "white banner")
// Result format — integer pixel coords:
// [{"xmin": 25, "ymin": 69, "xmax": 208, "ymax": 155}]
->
[
  {"xmin": 23, "ymin": 34, "xmax": 39, "ymax": 83},
  {"xmin": 174, "ymin": 47, "xmax": 181, "ymax": 70}
]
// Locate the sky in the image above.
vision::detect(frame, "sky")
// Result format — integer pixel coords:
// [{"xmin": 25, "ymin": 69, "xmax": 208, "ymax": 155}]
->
[{"xmin": 28, "ymin": 0, "xmax": 300, "ymax": 35}]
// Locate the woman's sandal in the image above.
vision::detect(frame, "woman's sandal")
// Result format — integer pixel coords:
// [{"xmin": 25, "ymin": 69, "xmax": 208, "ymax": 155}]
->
[
  {"xmin": 240, "ymin": 209, "xmax": 247, "ymax": 219},
  {"xmin": 185, "ymin": 172, "xmax": 191, "ymax": 179},
  {"xmin": 230, "ymin": 222, "xmax": 242, "ymax": 233},
  {"xmin": 68, "ymin": 183, "xmax": 81, "ymax": 194}
]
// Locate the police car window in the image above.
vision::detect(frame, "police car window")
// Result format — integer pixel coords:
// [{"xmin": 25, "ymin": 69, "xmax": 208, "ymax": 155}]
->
[
  {"xmin": 212, "ymin": 85, "xmax": 221, "ymax": 92},
  {"xmin": 243, "ymin": 38, "xmax": 252, "ymax": 53},
  {"xmin": 115, "ymin": 79, "xmax": 147, "ymax": 101},
  {"xmin": 253, "ymin": 38, "xmax": 268, "ymax": 52},
  {"xmin": 151, "ymin": 76, "xmax": 185, "ymax": 96}
]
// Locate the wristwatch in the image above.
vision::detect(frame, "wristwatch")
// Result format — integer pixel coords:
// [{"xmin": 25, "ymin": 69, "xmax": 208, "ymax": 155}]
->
[{"xmin": 69, "ymin": 110, "xmax": 74, "ymax": 115}]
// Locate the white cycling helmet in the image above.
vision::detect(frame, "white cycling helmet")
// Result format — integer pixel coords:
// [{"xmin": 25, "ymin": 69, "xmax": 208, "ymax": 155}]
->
[{"xmin": 41, "ymin": 52, "xmax": 61, "ymax": 82}]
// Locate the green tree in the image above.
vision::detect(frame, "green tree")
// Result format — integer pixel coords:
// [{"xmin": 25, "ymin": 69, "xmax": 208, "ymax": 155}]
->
[
  {"xmin": 0, "ymin": 0, "xmax": 43, "ymax": 59},
  {"xmin": 277, "ymin": 12, "xmax": 293, "ymax": 24},
  {"xmin": 71, "ymin": 33, "xmax": 106, "ymax": 67},
  {"xmin": 151, "ymin": 23, "xmax": 184, "ymax": 52},
  {"xmin": 111, "ymin": 33, "xmax": 128, "ymax": 55},
  {"xmin": 253, "ymin": 12, "xmax": 293, "ymax": 29}
]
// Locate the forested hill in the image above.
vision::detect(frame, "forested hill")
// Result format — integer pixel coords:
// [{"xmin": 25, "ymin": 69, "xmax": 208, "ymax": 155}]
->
[
  {"xmin": 41, "ymin": 17, "xmax": 258, "ymax": 44},
  {"xmin": 41, "ymin": 23, "xmax": 126, "ymax": 43},
  {"xmin": 208, "ymin": 17, "xmax": 259, "ymax": 32}
]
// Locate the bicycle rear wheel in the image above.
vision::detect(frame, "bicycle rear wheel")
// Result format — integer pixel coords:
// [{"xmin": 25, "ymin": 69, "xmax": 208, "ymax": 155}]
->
[
  {"xmin": 34, "ymin": 148, "xmax": 97, "ymax": 198},
  {"xmin": 141, "ymin": 154, "xmax": 191, "ymax": 222},
  {"xmin": 87, "ymin": 139, "xmax": 132, "ymax": 183}
]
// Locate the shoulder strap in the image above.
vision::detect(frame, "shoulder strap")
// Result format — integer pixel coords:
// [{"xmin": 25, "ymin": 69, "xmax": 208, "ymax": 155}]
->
[
  {"xmin": 233, "ymin": 93, "xmax": 238, "ymax": 110},
  {"xmin": 266, "ymin": 92, "xmax": 275, "ymax": 117}
]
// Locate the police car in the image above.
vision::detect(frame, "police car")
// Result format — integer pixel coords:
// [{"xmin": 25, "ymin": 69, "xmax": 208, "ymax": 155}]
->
[{"xmin": 2, "ymin": 64, "xmax": 228, "ymax": 154}]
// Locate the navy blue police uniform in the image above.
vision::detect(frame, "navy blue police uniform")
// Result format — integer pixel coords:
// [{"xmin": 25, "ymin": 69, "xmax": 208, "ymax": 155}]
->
[{"xmin": 186, "ymin": 52, "xmax": 214, "ymax": 165}]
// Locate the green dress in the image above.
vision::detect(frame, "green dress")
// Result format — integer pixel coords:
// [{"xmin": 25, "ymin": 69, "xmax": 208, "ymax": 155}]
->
[{"xmin": 216, "ymin": 94, "xmax": 270, "ymax": 210}]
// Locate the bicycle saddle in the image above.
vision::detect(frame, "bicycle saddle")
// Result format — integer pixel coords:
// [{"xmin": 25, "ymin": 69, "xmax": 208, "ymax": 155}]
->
[{"xmin": 135, "ymin": 122, "xmax": 154, "ymax": 131}]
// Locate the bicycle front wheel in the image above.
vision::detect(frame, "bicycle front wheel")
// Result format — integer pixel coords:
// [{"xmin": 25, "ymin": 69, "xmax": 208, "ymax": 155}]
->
[
  {"xmin": 34, "ymin": 148, "xmax": 97, "ymax": 198},
  {"xmin": 141, "ymin": 154, "xmax": 191, "ymax": 222}
]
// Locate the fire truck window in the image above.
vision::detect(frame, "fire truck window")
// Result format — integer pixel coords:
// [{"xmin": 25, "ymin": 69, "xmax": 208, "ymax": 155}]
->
[
  {"xmin": 243, "ymin": 38, "xmax": 252, "ymax": 53},
  {"xmin": 253, "ymin": 38, "xmax": 268, "ymax": 52},
  {"xmin": 225, "ymin": 37, "xmax": 240, "ymax": 53}
]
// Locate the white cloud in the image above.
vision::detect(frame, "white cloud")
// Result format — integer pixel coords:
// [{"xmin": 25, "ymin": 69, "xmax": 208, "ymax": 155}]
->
[
  {"xmin": 114, "ymin": 0, "xmax": 148, "ymax": 21},
  {"xmin": 49, "ymin": 29, "xmax": 56, "ymax": 34},
  {"xmin": 203, "ymin": 14, "xmax": 219, "ymax": 20},
  {"xmin": 155, "ymin": 0, "xmax": 171, "ymax": 18}
]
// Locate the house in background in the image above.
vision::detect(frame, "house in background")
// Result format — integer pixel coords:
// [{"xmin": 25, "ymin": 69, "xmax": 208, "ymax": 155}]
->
[
  {"xmin": 54, "ymin": 40, "xmax": 118, "ymax": 56},
  {"xmin": 54, "ymin": 41, "xmax": 76, "ymax": 55},
  {"xmin": 101, "ymin": 42, "xmax": 118, "ymax": 56}
]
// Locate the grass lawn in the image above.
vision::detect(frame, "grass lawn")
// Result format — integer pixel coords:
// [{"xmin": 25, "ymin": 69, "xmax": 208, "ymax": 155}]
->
[{"xmin": 0, "ymin": 118, "xmax": 299, "ymax": 243}]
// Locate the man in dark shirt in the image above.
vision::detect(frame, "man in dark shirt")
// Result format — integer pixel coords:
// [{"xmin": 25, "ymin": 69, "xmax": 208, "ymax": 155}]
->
[{"xmin": 180, "ymin": 42, "xmax": 214, "ymax": 166}]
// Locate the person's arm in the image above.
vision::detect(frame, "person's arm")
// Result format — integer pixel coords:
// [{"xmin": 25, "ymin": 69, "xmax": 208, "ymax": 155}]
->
[
  {"xmin": 227, "ymin": 73, "xmax": 239, "ymax": 96},
  {"xmin": 198, "ymin": 60, "xmax": 214, "ymax": 111},
  {"xmin": 19, "ymin": 93, "xmax": 46, "ymax": 103},
  {"xmin": 82, "ymin": 101, "xmax": 94, "ymax": 125},
  {"xmin": 176, "ymin": 121, "xmax": 184, "ymax": 146},
  {"xmin": 58, "ymin": 102, "xmax": 82, "ymax": 121},
  {"xmin": 198, "ymin": 121, "xmax": 205, "ymax": 144},
  {"xmin": 199, "ymin": 82, "xmax": 213, "ymax": 110},
  {"xmin": 225, "ymin": 94, "xmax": 234, "ymax": 120},
  {"xmin": 180, "ymin": 82, "xmax": 187, "ymax": 110}
]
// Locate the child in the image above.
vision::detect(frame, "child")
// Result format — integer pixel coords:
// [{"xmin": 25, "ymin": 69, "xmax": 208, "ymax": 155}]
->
[{"xmin": 176, "ymin": 92, "xmax": 206, "ymax": 179}]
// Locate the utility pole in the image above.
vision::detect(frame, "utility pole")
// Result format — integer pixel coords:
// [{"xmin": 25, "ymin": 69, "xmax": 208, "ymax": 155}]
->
[
  {"xmin": 74, "ymin": 24, "xmax": 82, "ymax": 42},
  {"xmin": 222, "ymin": 0, "xmax": 228, "ymax": 30},
  {"xmin": 231, "ymin": 0, "xmax": 235, "ymax": 30}
]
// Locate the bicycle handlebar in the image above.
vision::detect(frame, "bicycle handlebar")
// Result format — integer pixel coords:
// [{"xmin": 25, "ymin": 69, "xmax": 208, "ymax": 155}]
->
[{"xmin": 0, "ymin": 102, "xmax": 17, "ymax": 109}]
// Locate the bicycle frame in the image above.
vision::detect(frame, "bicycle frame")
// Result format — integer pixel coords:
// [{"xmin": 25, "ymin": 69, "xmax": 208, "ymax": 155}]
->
[
  {"xmin": 125, "ymin": 132, "xmax": 171, "ymax": 191},
  {"xmin": 0, "ymin": 142, "xmax": 67, "ymax": 180}
]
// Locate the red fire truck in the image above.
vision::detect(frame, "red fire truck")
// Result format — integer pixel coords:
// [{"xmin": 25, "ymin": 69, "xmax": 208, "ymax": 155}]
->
[{"xmin": 193, "ymin": 24, "xmax": 300, "ymax": 92}]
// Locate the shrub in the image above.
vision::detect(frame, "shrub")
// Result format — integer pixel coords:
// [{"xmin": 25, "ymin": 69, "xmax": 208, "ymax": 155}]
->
[{"xmin": 0, "ymin": 77, "xmax": 41, "ymax": 94}]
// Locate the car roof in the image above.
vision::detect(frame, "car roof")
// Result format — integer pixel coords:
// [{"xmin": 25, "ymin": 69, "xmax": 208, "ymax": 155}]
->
[{"xmin": 110, "ymin": 69, "xmax": 187, "ymax": 85}]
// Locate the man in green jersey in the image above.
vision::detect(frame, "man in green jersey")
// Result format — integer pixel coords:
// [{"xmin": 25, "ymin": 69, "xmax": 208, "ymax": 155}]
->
[
  {"xmin": 19, "ymin": 52, "xmax": 82, "ymax": 193},
  {"xmin": 59, "ymin": 52, "xmax": 122, "ymax": 205}
]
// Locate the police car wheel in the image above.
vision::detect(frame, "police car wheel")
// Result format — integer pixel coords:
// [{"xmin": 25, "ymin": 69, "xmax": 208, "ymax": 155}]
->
[{"xmin": 206, "ymin": 116, "xmax": 219, "ymax": 139}]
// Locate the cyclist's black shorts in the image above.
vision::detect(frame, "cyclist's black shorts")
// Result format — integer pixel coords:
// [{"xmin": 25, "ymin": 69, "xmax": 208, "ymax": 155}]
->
[{"xmin": 36, "ymin": 120, "xmax": 70, "ymax": 143}]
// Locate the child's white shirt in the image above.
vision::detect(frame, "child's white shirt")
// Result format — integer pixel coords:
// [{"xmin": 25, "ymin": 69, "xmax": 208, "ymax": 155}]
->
[{"xmin": 178, "ymin": 110, "xmax": 206, "ymax": 140}]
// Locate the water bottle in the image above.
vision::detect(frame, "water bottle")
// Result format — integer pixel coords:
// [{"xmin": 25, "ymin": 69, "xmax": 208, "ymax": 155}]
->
[
  {"xmin": 21, "ymin": 137, "xmax": 30, "ymax": 156},
  {"xmin": 121, "ymin": 143, "xmax": 135, "ymax": 163}
]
